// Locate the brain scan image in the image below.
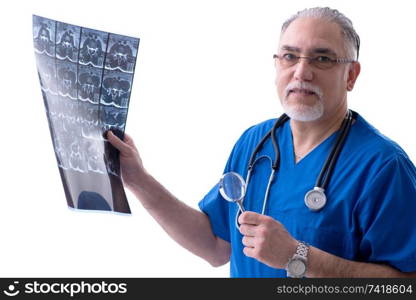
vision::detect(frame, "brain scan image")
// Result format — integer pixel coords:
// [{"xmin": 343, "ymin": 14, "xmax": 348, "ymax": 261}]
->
[
  {"xmin": 100, "ymin": 106, "xmax": 127, "ymax": 132},
  {"xmin": 78, "ymin": 65, "xmax": 101, "ymax": 104},
  {"xmin": 84, "ymin": 139, "xmax": 106, "ymax": 174},
  {"xmin": 57, "ymin": 61, "xmax": 78, "ymax": 99},
  {"xmin": 78, "ymin": 103, "xmax": 102, "ymax": 140},
  {"xmin": 33, "ymin": 15, "xmax": 55, "ymax": 58},
  {"xmin": 36, "ymin": 54, "xmax": 57, "ymax": 95},
  {"xmin": 79, "ymin": 28, "xmax": 108, "ymax": 68},
  {"xmin": 100, "ymin": 70, "xmax": 132, "ymax": 108},
  {"xmin": 53, "ymin": 134, "xmax": 70, "ymax": 170},
  {"xmin": 68, "ymin": 139, "xmax": 87, "ymax": 173},
  {"xmin": 105, "ymin": 34, "xmax": 139, "ymax": 73},
  {"xmin": 56, "ymin": 22, "xmax": 80, "ymax": 62}
]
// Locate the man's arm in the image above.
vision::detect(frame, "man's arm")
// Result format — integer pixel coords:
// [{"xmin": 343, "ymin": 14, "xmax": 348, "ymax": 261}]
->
[
  {"xmin": 108, "ymin": 131, "xmax": 230, "ymax": 267},
  {"xmin": 238, "ymin": 211, "xmax": 416, "ymax": 277},
  {"xmin": 307, "ymin": 246, "xmax": 416, "ymax": 278}
]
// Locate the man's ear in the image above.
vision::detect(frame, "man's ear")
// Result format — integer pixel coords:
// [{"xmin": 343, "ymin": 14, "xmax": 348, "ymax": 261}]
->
[{"xmin": 347, "ymin": 62, "xmax": 361, "ymax": 91}]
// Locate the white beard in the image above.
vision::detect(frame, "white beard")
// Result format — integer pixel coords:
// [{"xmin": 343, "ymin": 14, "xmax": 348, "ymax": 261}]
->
[{"xmin": 282, "ymin": 97, "xmax": 324, "ymax": 122}]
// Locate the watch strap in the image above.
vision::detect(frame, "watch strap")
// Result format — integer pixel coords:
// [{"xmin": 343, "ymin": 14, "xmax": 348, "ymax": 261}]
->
[{"xmin": 295, "ymin": 241, "xmax": 309, "ymax": 259}]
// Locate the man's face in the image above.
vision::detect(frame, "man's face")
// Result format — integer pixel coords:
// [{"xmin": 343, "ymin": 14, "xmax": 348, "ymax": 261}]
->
[{"xmin": 275, "ymin": 17, "xmax": 356, "ymax": 122}]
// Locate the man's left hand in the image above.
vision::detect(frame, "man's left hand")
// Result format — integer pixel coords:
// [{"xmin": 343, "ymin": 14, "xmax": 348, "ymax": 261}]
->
[{"xmin": 238, "ymin": 211, "xmax": 298, "ymax": 269}]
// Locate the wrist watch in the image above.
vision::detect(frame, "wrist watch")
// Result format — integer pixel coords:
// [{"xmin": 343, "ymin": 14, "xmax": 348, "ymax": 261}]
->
[{"xmin": 286, "ymin": 241, "xmax": 309, "ymax": 278}]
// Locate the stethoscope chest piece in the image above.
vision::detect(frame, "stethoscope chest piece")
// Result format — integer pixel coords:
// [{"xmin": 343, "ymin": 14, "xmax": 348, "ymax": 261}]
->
[{"xmin": 304, "ymin": 187, "xmax": 327, "ymax": 211}]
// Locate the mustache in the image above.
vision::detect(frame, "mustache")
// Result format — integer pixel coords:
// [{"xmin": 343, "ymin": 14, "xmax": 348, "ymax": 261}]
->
[{"xmin": 284, "ymin": 81, "xmax": 323, "ymax": 99}]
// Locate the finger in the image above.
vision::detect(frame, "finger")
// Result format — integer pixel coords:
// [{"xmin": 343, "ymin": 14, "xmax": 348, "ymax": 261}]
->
[
  {"xmin": 242, "ymin": 236, "xmax": 255, "ymax": 247},
  {"xmin": 238, "ymin": 211, "xmax": 261, "ymax": 225},
  {"xmin": 239, "ymin": 224, "xmax": 256, "ymax": 237},
  {"xmin": 243, "ymin": 246, "xmax": 255, "ymax": 258},
  {"xmin": 107, "ymin": 131, "xmax": 132, "ymax": 153}
]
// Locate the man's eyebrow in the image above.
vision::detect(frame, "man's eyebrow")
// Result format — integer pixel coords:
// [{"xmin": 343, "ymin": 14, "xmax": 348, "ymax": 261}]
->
[
  {"xmin": 311, "ymin": 48, "xmax": 337, "ymax": 56},
  {"xmin": 281, "ymin": 45, "xmax": 301, "ymax": 52},
  {"xmin": 280, "ymin": 45, "xmax": 338, "ymax": 56}
]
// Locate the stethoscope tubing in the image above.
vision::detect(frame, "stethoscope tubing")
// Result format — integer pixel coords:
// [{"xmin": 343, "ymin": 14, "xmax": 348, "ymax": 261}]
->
[
  {"xmin": 242, "ymin": 110, "xmax": 354, "ymax": 216},
  {"xmin": 315, "ymin": 110, "xmax": 353, "ymax": 189}
]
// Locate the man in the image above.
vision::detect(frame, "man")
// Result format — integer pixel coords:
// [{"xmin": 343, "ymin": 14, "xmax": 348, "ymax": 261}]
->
[{"xmin": 107, "ymin": 7, "xmax": 416, "ymax": 277}]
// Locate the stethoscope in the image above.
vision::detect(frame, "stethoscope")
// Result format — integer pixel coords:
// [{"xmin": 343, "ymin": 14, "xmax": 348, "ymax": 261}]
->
[{"xmin": 219, "ymin": 110, "xmax": 355, "ymax": 225}]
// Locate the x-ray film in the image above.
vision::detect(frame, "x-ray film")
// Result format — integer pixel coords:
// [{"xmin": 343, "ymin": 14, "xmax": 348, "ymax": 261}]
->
[{"xmin": 33, "ymin": 15, "xmax": 140, "ymax": 214}]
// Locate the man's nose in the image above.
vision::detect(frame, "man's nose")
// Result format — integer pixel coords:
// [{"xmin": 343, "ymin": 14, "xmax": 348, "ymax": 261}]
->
[{"xmin": 293, "ymin": 58, "xmax": 313, "ymax": 81}]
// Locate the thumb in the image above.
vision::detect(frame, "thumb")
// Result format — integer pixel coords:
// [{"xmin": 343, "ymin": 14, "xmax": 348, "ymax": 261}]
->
[{"xmin": 107, "ymin": 131, "xmax": 132, "ymax": 153}]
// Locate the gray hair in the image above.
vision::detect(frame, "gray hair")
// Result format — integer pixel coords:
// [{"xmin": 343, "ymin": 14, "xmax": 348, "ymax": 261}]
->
[{"xmin": 281, "ymin": 7, "xmax": 360, "ymax": 60}]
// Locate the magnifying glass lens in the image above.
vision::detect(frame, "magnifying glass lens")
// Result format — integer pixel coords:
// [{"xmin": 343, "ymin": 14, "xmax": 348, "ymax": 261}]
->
[
  {"xmin": 219, "ymin": 172, "xmax": 246, "ymax": 212},
  {"xmin": 222, "ymin": 173, "xmax": 244, "ymax": 200}
]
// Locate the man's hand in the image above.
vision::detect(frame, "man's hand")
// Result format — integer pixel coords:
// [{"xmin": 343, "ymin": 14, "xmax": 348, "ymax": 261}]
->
[
  {"xmin": 107, "ymin": 131, "xmax": 145, "ymax": 190},
  {"xmin": 238, "ymin": 211, "xmax": 297, "ymax": 269}
]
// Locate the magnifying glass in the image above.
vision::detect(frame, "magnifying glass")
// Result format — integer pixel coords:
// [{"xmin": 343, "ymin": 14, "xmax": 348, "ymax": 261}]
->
[{"xmin": 219, "ymin": 172, "xmax": 246, "ymax": 212}]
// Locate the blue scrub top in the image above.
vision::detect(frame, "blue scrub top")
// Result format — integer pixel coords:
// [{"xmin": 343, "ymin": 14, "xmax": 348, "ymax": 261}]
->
[{"xmin": 199, "ymin": 112, "xmax": 416, "ymax": 277}]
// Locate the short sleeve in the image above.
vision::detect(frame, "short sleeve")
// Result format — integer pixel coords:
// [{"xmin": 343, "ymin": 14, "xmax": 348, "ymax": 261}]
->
[
  {"xmin": 198, "ymin": 183, "xmax": 231, "ymax": 242},
  {"xmin": 198, "ymin": 125, "xmax": 258, "ymax": 243},
  {"xmin": 356, "ymin": 153, "xmax": 416, "ymax": 272}
]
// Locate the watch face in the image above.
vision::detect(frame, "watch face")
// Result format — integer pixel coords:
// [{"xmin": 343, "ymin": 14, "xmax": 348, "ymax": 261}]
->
[{"xmin": 288, "ymin": 259, "xmax": 306, "ymax": 277}]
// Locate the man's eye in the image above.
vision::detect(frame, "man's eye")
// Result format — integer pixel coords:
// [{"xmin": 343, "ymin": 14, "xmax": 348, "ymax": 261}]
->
[
  {"xmin": 283, "ymin": 53, "xmax": 297, "ymax": 61},
  {"xmin": 315, "ymin": 56, "xmax": 332, "ymax": 62}
]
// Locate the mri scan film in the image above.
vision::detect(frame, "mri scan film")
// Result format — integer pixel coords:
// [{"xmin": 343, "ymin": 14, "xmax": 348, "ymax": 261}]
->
[{"xmin": 33, "ymin": 15, "xmax": 140, "ymax": 214}]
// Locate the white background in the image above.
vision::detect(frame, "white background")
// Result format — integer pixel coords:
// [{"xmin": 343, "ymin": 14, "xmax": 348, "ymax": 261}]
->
[{"xmin": 1, "ymin": 0, "xmax": 415, "ymax": 277}]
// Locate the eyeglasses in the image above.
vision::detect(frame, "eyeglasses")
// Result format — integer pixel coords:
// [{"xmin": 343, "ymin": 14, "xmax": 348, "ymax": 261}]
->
[{"xmin": 273, "ymin": 53, "xmax": 356, "ymax": 70}]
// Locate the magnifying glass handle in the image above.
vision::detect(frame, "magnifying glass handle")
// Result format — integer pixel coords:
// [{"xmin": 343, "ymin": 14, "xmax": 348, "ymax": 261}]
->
[{"xmin": 237, "ymin": 200, "xmax": 245, "ymax": 212}]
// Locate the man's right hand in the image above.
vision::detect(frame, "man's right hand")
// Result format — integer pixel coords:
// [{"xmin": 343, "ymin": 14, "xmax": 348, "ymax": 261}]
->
[{"xmin": 107, "ymin": 131, "xmax": 145, "ymax": 190}]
